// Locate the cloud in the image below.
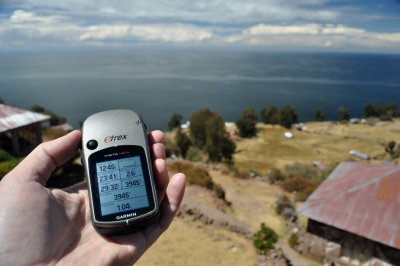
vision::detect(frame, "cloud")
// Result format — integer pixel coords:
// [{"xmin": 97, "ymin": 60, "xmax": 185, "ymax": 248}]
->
[
  {"xmin": 243, "ymin": 24, "xmax": 321, "ymax": 35},
  {"xmin": 79, "ymin": 24, "xmax": 213, "ymax": 43},
  {"xmin": 10, "ymin": 10, "xmax": 60, "ymax": 23},
  {"xmin": 0, "ymin": 8, "xmax": 399, "ymax": 53},
  {"xmin": 0, "ymin": 10, "xmax": 213, "ymax": 46},
  {"xmin": 6, "ymin": 0, "xmax": 342, "ymax": 25},
  {"xmin": 229, "ymin": 23, "xmax": 400, "ymax": 51},
  {"xmin": 321, "ymin": 24, "xmax": 365, "ymax": 35}
]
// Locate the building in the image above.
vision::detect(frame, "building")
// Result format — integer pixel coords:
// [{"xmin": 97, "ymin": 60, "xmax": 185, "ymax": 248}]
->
[
  {"xmin": 298, "ymin": 161, "xmax": 400, "ymax": 266},
  {"xmin": 0, "ymin": 104, "xmax": 50, "ymax": 156}
]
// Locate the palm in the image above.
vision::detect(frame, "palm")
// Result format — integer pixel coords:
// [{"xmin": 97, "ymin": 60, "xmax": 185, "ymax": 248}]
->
[{"xmin": 0, "ymin": 130, "xmax": 185, "ymax": 265}]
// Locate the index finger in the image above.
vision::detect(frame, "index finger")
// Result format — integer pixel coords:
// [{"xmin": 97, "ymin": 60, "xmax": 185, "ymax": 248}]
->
[{"xmin": 148, "ymin": 130, "xmax": 164, "ymax": 144}]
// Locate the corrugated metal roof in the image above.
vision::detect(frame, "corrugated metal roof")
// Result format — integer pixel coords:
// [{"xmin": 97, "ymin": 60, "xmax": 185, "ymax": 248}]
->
[
  {"xmin": 298, "ymin": 161, "xmax": 400, "ymax": 249},
  {"xmin": 0, "ymin": 104, "xmax": 50, "ymax": 133}
]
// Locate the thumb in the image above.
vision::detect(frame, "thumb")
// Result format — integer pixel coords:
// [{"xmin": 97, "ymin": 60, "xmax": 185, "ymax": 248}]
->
[{"xmin": 11, "ymin": 130, "xmax": 82, "ymax": 185}]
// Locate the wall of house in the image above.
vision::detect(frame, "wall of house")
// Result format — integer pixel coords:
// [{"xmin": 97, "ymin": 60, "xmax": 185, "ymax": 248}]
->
[{"xmin": 299, "ymin": 219, "xmax": 400, "ymax": 265}]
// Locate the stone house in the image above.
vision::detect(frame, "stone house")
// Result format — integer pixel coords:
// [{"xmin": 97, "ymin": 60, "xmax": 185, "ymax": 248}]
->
[{"xmin": 298, "ymin": 162, "xmax": 400, "ymax": 266}]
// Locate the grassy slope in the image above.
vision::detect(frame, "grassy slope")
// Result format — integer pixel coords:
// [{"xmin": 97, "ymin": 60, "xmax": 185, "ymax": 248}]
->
[
  {"xmin": 234, "ymin": 121, "xmax": 400, "ymax": 174},
  {"xmin": 71, "ymin": 120, "xmax": 396, "ymax": 265},
  {"xmin": 137, "ymin": 121, "xmax": 400, "ymax": 266},
  {"xmin": 137, "ymin": 217, "xmax": 255, "ymax": 266}
]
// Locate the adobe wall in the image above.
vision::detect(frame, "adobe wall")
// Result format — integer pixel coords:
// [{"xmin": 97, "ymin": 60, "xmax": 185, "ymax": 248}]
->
[{"xmin": 299, "ymin": 219, "xmax": 400, "ymax": 265}]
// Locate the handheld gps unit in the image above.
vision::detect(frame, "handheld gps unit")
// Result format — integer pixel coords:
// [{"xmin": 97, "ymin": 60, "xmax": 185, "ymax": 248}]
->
[{"xmin": 81, "ymin": 109, "xmax": 159, "ymax": 235}]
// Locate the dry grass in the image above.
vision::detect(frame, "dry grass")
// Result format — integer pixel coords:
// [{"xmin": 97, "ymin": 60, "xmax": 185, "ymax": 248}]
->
[
  {"xmin": 136, "ymin": 216, "xmax": 256, "ymax": 266},
  {"xmin": 233, "ymin": 121, "xmax": 400, "ymax": 173},
  {"xmin": 210, "ymin": 170, "xmax": 288, "ymax": 237},
  {"xmin": 139, "ymin": 120, "xmax": 400, "ymax": 266}
]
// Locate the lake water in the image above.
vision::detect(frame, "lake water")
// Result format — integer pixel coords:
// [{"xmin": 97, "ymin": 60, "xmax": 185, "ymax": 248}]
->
[{"xmin": 0, "ymin": 50, "xmax": 399, "ymax": 130}]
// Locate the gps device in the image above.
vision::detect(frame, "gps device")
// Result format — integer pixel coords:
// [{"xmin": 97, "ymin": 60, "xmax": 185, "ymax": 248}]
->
[{"xmin": 81, "ymin": 109, "xmax": 159, "ymax": 234}]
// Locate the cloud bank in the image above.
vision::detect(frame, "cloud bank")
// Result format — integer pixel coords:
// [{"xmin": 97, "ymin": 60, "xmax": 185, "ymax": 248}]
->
[{"xmin": 0, "ymin": 1, "xmax": 399, "ymax": 53}]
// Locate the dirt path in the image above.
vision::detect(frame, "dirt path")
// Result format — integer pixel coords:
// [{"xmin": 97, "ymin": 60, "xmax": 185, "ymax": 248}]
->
[
  {"xmin": 276, "ymin": 242, "xmax": 308, "ymax": 266},
  {"xmin": 209, "ymin": 170, "xmax": 313, "ymax": 266}
]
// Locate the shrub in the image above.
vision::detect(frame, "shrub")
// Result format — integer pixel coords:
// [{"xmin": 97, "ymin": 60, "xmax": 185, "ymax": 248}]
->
[
  {"xmin": 379, "ymin": 114, "xmax": 392, "ymax": 121},
  {"xmin": 168, "ymin": 113, "xmax": 183, "ymax": 130},
  {"xmin": 284, "ymin": 163, "xmax": 333, "ymax": 185},
  {"xmin": 363, "ymin": 102, "xmax": 399, "ymax": 120},
  {"xmin": 337, "ymin": 106, "xmax": 350, "ymax": 122},
  {"xmin": 386, "ymin": 141, "xmax": 396, "ymax": 154},
  {"xmin": 185, "ymin": 146, "xmax": 206, "ymax": 162},
  {"xmin": 261, "ymin": 105, "xmax": 279, "ymax": 124},
  {"xmin": 314, "ymin": 107, "xmax": 325, "ymax": 122},
  {"xmin": 214, "ymin": 184, "xmax": 226, "ymax": 200},
  {"xmin": 248, "ymin": 168, "xmax": 261, "ymax": 177},
  {"xmin": 0, "ymin": 149, "xmax": 16, "ymax": 162},
  {"xmin": 168, "ymin": 161, "xmax": 227, "ymax": 201},
  {"xmin": 267, "ymin": 168, "xmax": 285, "ymax": 184},
  {"xmin": 229, "ymin": 167, "xmax": 250, "ymax": 179},
  {"xmin": 364, "ymin": 102, "xmax": 376, "ymax": 118},
  {"xmin": 278, "ymin": 105, "xmax": 298, "ymax": 129},
  {"xmin": 30, "ymin": 104, "xmax": 45, "ymax": 113},
  {"xmin": 30, "ymin": 104, "xmax": 66, "ymax": 126},
  {"xmin": 0, "ymin": 150, "xmax": 20, "ymax": 180},
  {"xmin": 235, "ymin": 171, "xmax": 250, "ymax": 179},
  {"xmin": 0, "ymin": 159, "xmax": 19, "ymax": 179},
  {"xmin": 253, "ymin": 223, "xmax": 278, "ymax": 255},
  {"xmin": 288, "ymin": 233, "xmax": 299, "ymax": 249},
  {"xmin": 235, "ymin": 107, "xmax": 258, "ymax": 138},
  {"xmin": 175, "ymin": 129, "xmax": 192, "ymax": 158},
  {"xmin": 164, "ymin": 135, "xmax": 179, "ymax": 158},
  {"xmin": 275, "ymin": 195, "xmax": 293, "ymax": 216},
  {"xmin": 281, "ymin": 177, "xmax": 318, "ymax": 201}
]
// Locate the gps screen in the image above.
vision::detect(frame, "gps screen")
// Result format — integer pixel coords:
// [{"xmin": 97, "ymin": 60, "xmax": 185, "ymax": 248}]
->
[{"xmin": 95, "ymin": 155, "xmax": 150, "ymax": 216}]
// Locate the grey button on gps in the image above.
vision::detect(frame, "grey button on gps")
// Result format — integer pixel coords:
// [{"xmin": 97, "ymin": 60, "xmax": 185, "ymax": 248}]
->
[{"xmin": 87, "ymin": 140, "xmax": 98, "ymax": 150}]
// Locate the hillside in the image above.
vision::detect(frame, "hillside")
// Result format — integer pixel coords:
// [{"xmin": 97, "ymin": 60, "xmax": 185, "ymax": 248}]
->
[
  {"xmin": 137, "ymin": 120, "xmax": 399, "ymax": 265},
  {"xmin": 38, "ymin": 119, "xmax": 399, "ymax": 265},
  {"xmin": 234, "ymin": 120, "xmax": 399, "ymax": 173}
]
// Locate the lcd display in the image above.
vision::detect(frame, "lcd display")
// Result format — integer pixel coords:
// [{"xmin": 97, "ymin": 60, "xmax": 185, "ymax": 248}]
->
[{"xmin": 96, "ymin": 155, "xmax": 150, "ymax": 216}]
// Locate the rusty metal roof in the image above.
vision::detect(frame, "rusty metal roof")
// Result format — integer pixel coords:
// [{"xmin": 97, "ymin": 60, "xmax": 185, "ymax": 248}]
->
[
  {"xmin": 0, "ymin": 104, "xmax": 50, "ymax": 133},
  {"xmin": 298, "ymin": 161, "xmax": 400, "ymax": 249}
]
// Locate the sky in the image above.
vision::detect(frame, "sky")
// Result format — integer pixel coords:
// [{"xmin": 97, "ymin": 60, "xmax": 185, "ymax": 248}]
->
[{"xmin": 0, "ymin": 0, "xmax": 400, "ymax": 53}]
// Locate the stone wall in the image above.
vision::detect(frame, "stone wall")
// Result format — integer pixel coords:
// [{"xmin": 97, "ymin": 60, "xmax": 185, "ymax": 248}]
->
[{"xmin": 299, "ymin": 219, "xmax": 400, "ymax": 265}]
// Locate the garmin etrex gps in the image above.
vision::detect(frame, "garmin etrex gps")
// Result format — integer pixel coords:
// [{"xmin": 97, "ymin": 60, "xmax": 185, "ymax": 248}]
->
[{"xmin": 81, "ymin": 109, "xmax": 159, "ymax": 235}]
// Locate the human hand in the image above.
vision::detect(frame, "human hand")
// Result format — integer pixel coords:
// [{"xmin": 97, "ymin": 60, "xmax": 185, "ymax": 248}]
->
[{"xmin": 0, "ymin": 130, "xmax": 185, "ymax": 265}]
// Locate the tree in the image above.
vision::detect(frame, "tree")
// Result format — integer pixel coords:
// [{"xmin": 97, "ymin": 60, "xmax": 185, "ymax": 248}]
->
[
  {"xmin": 386, "ymin": 140, "xmax": 396, "ymax": 154},
  {"xmin": 338, "ymin": 106, "xmax": 350, "ymax": 122},
  {"xmin": 235, "ymin": 107, "xmax": 258, "ymax": 138},
  {"xmin": 175, "ymin": 128, "xmax": 191, "ymax": 158},
  {"xmin": 189, "ymin": 108, "xmax": 235, "ymax": 162},
  {"xmin": 168, "ymin": 113, "xmax": 183, "ymax": 131},
  {"xmin": 252, "ymin": 223, "xmax": 278, "ymax": 255},
  {"xmin": 30, "ymin": 104, "xmax": 66, "ymax": 126},
  {"xmin": 314, "ymin": 107, "xmax": 325, "ymax": 122},
  {"xmin": 204, "ymin": 114, "xmax": 236, "ymax": 162},
  {"xmin": 189, "ymin": 108, "xmax": 214, "ymax": 147},
  {"xmin": 30, "ymin": 104, "xmax": 45, "ymax": 113},
  {"xmin": 260, "ymin": 105, "xmax": 278, "ymax": 124},
  {"xmin": 363, "ymin": 102, "xmax": 376, "ymax": 118},
  {"xmin": 278, "ymin": 104, "xmax": 298, "ymax": 129}
]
